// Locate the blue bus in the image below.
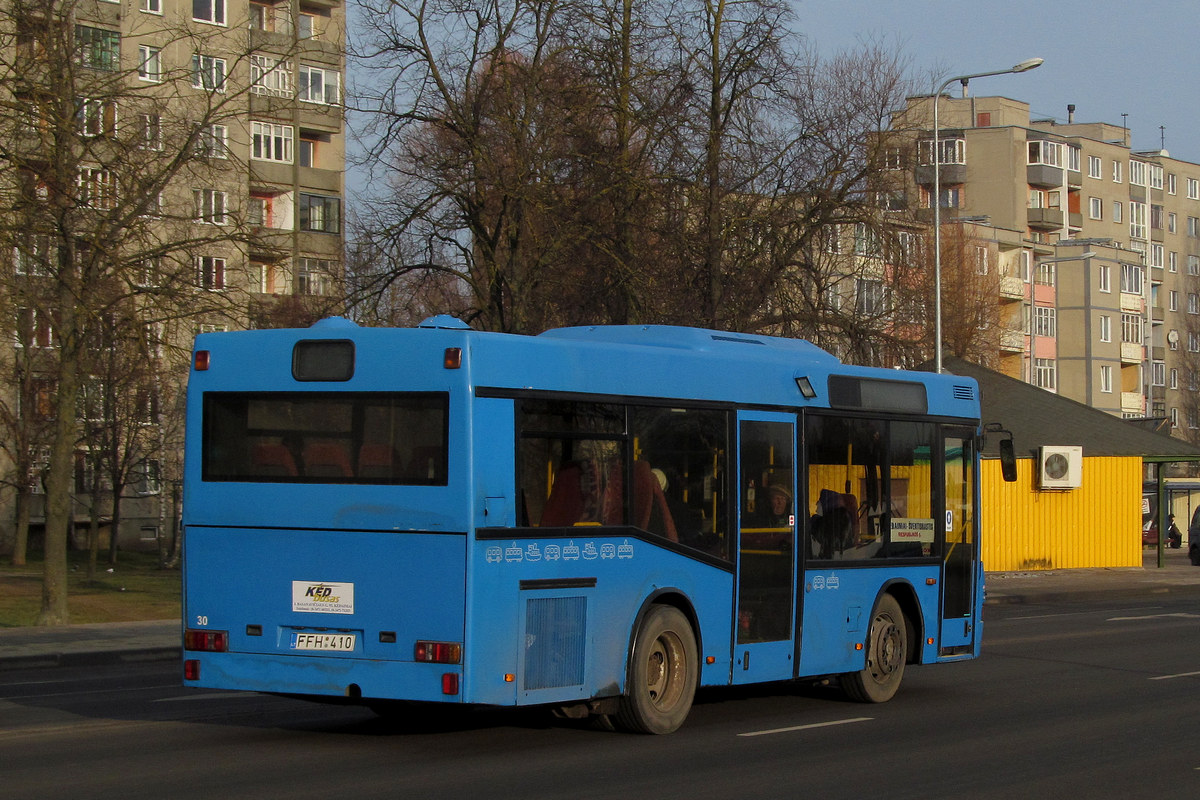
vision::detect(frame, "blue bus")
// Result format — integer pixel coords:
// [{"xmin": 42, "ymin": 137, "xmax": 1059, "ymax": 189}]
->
[{"xmin": 182, "ymin": 316, "xmax": 992, "ymax": 733}]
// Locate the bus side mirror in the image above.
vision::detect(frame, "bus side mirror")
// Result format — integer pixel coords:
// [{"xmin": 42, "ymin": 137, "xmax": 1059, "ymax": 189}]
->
[{"xmin": 999, "ymin": 439, "xmax": 1018, "ymax": 483}]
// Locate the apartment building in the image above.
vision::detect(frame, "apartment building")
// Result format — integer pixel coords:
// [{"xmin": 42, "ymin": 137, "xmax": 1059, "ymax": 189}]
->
[
  {"xmin": 892, "ymin": 93, "xmax": 1200, "ymax": 439},
  {"xmin": 0, "ymin": 0, "xmax": 346, "ymax": 554}
]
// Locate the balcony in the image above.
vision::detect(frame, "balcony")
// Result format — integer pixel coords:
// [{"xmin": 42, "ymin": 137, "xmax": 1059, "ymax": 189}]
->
[
  {"xmin": 999, "ymin": 330, "xmax": 1025, "ymax": 352},
  {"xmin": 1027, "ymin": 208, "xmax": 1064, "ymax": 230},
  {"xmin": 1121, "ymin": 392, "xmax": 1145, "ymax": 415},
  {"xmin": 1026, "ymin": 164, "xmax": 1064, "ymax": 188},
  {"xmin": 1120, "ymin": 342, "xmax": 1143, "ymax": 363},
  {"xmin": 1000, "ymin": 275, "xmax": 1026, "ymax": 299},
  {"xmin": 914, "ymin": 163, "xmax": 967, "ymax": 186}
]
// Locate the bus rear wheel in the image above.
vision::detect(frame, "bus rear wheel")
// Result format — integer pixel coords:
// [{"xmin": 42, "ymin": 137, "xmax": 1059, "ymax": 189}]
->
[
  {"xmin": 615, "ymin": 605, "xmax": 697, "ymax": 734},
  {"xmin": 842, "ymin": 594, "xmax": 907, "ymax": 703}
]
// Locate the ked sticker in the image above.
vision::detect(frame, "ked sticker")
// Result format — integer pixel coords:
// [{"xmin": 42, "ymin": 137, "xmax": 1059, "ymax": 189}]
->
[{"xmin": 292, "ymin": 581, "xmax": 355, "ymax": 614}]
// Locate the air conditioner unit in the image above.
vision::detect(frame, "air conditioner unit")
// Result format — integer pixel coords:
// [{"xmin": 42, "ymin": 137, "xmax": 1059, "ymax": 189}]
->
[{"xmin": 1039, "ymin": 445, "xmax": 1082, "ymax": 489}]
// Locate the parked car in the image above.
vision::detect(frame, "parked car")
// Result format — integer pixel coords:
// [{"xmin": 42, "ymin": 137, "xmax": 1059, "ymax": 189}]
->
[{"xmin": 1142, "ymin": 518, "xmax": 1182, "ymax": 548}]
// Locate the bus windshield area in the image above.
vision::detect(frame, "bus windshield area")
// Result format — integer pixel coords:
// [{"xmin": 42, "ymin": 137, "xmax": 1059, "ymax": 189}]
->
[{"xmin": 202, "ymin": 392, "xmax": 448, "ymax": 484}]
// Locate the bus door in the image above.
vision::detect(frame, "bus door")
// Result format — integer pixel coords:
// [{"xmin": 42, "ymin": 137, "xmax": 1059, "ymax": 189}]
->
[
  {"xmin": 734, "ymin": 413, "xmax": 798, "ymax": 684},
  {"xmin": 940, "ymin": 428, "xmax": 978, "ymax": 649}
]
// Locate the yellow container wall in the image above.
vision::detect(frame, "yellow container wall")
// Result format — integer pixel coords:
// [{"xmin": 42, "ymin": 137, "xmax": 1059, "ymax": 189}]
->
[{"xmin": 981, "ymin": 457, "xmax": 1142, "ymax": 571}]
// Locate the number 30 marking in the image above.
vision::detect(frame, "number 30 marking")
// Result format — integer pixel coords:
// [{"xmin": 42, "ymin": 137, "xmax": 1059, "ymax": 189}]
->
[{"xmin": 196, "ymin": 615, "xmax": 209, "ymax": 626}]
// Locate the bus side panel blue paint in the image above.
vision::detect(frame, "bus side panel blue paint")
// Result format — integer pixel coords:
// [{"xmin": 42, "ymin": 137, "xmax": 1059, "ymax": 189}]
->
[
  {"xmin": 464, "ymin": 536, "xmax": 733, "ymax": 707},
  {"xmin": 797, "ymin": 566, "xmax": 941, "ymax": 678},
  {"xmin": 184, "ymin": 527, "xmax": 466, "ymax": 699}
]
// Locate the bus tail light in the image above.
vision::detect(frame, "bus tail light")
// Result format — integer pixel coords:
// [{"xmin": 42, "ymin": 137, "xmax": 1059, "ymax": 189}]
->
[
  {"xmin": 184, "ymin": 660, "xmax": 200, "ymax": 681},
  {"xmin": 194, "ymin": 350, "xmax": 210, "ymax": 371},
  {"xmin": 442, "ymin": 673, "xmax": 459, "ymax": 695},
  {"xmin": 414, "ymin": 640, "xmax": 461, "ymax": 664},
  {"xmin": 444, "ymin": 347, "xmax": 462, "ymax": 369},
  {"xmin": 184, "ymin": 629, "xmax": 229, "ymax": 652}
]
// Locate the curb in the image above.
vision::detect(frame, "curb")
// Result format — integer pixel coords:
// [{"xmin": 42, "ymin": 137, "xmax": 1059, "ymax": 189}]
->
[{"xmin": 0, "ymin": 646, "xmax": 180, "ymax": 672}]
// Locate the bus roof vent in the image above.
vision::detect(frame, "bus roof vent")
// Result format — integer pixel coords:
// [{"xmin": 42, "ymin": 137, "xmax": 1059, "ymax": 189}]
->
[
  {"xmin": 310, "ymin": 317, "xmax": 359, "ymax": 330},
  {"xmin": 418, "ymin": 315, "xmax": 472, "ymax": 330},
  {"xmin": 952, "ymin": 384, "xmax": 975, "ymax": 401}
]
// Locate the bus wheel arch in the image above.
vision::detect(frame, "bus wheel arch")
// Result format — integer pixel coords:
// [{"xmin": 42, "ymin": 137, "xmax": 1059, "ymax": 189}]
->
[
  {"xmin": 841, "ymin": 590, "xmax": 910, "ymax": 704},
  {"xmin": 614, "ymin": 593, "xmax": 700, "ymax": 734}
]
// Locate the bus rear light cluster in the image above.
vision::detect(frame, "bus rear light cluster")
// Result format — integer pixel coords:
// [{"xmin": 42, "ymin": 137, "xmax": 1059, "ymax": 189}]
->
[
  {"xmin": 414, "ymin": 640, "xmax": 461, "ymax": 664},
  {"xmin": 184, "ymin": 629, "xmax": 229, "ymax": 652},
  {"xmin": 184, "ymin": 660, "xmax": 201, "ymax": 681}
]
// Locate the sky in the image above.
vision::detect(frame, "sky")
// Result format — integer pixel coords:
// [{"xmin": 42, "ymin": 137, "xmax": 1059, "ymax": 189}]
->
[{"xmin": 793, "ymin": 0, "xmax": 1200, "ymax": 160}]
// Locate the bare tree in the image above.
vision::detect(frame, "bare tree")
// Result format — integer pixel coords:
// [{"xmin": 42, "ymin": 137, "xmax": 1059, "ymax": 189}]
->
[{"xmin": 0, "ymin": 1, "xmax": 288, "ymax": 622}]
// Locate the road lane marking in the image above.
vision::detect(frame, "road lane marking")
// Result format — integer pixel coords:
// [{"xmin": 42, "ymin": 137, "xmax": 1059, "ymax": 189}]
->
[
  {"xmin": 1149, "ymin": 671, "xmax": 1200, "ymax": 681},
  {"xmin": 738, "ymin": 717, "xmax": 872, "ymax": 737},
  {"xmin": 1107, "ymin": 613, "xmax": 1200, "ymax": 621}
]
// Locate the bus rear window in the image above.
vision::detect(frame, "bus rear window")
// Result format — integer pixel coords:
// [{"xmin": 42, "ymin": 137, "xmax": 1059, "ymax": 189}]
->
[{"xmin": 202, "ymin": 392, "xmax": 448, "ymax": 485}]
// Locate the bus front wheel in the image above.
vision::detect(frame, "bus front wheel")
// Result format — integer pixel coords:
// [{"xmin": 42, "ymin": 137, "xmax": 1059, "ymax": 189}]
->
[
  {"xmin": 615, "ymin": 605, "xmax": 698, "ymax": 734},
  {"xmin": 842, "ymin": 594, "xmax": 907, "ymax": 703}
]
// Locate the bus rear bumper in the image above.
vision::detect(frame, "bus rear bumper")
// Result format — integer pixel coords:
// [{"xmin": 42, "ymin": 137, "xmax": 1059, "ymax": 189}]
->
[{"xmin": 182, "ymin": 652, "xmax": 465, "ymax": 704}]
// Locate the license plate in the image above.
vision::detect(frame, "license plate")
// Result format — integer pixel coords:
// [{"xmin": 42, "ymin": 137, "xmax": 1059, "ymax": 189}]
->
[{"xmin": 291, "ymin": 632, "xmax": 356, "ymax": 652}]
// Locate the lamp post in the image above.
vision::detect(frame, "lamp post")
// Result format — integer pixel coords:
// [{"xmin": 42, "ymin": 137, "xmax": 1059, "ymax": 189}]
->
[{"xmin": 932, "ymin": 57, "xmax": 1044, "ymax": 373}]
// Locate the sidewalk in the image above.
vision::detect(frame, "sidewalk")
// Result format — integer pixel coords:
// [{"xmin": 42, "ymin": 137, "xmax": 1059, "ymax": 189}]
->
[{"xmin": 2, "ymin": 548, "xmax": 1199, "ymax": 671}]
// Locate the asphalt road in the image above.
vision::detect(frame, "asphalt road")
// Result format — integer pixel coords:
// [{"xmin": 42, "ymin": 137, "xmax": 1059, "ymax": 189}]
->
[{"xmin": 2, "ymin": 595, "xmax": 1199, "ymax": 799}]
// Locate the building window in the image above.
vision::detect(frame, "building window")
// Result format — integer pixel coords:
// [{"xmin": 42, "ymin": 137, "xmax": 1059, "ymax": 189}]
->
[
  {"xmin": 1129, "ymin": 202, "xmax": 1147, "ymax": 240},
  {"xmin": 193, "ymin": 0, "xmax": 226, "ymax": 25},
  {"xmin": 196, "ymin": 256, "xmax": 226, "ymax": 290},
  {"xmin": 1170, "ymin": 290, "xmax": 1179, "ymax": 311},
  {"xmin": 140, "ymin": 114, "xmax": 162, "ymax": 151},
  {"xmin": 1112, "ymin": 202, "xmax": 1122, "ymax": 224},
  {"xmin": 1190, "ymin": 255, "xmax": 1200, "ymax": 276},
  {"xmin": 141, "ymin": 0, "xmax": 162, "ymax": 13},
  {"xmin": 1121, "ymin": 313, "xmax": 1142, "ymax": 344},
  {"xmin": 1151, "ymin": 361, "xmax": 1166, "ymax": 387},
  {"xmin": 251, "ymin": 55, "xmax": 293, "ymax": 96},
  {"xmin": 1027, "ymin": 140, "xmax": 1062, "ymax": 167},
  {"xmin": 296, "ymin": 258, "xmax": 336, "ymax": 296},
  {"xmin": 1150, "ymin": 163, "xmax": 1163, "ymax": 189},
  {"xmin": 1067, "ymin": 145, "xmax": 1080, "ymax": 172},
  {"xmin": 298, "ymin": 135, "xmax": 318, "ymax": 168},
  {"xmin": 1149, "ymin": 244, "xmax": 1163, "ymax": 268},
  {"xmin": 195, "ymin": 124, "xmax": 228, "ymax": 158},
  {"xmin": 1190, "ymin": 217, "xmax": 1200, "ymax": 238},
  {"xmin": 1100, "ymin": 365, "xmax": 1113, "ymax": 393},
  {"xmin": 299, "ymin": 193, "xmax": 341, "ymax": 233},
  {"xmin": 1099, "ymin": 314, "xmax": 1111, "ymax": 342},
  {"xmin": 1033, "ymin": 306, "xmax": 1056, "ymax": 337},
  {"xmin": 1189, "ymin": 178, "xmax": 1200, "ymax": 200},
  {"xmin": 194, "ymin": 189, "xmax": 227, "ymax": 225},
  {"xmin": 1035, "ymin": 261, "xmax": 1055, "ymax": 287},
  {"xmin": 1088, "ymin": 197, "xmax": 1102, "ymax": 220},
  {"xmin": 1120, "ymin": 263, "xmax": 1143, "ymax": 295},
  {"xmin": 1169, "ymin": 212, "xmax": 1177, "ymax": 234},
  {"xmin": 1171, "ymin": 368, "xmax": 1179, "ymax": 390},
  {"xmin": 1190, "ymin": 293, "xmax": 1200, "ymax": 315},
  {"xmin": 1168, "ymin": 173, "xmax": 1177, "ymax": 194},
  {"xmin": 77, "ymin": 167, "xmax": 116, "ymax": 209},
  {"xmin": 192, "ymin": 54, "xmax": 227, "ymax": 92},
  {"xmin": 137, "ymin": 45, "xmax": 161, "ymax": 82},
  {"xmin": 853, "ymin": 223, "xmax": 880, "ymax": 256},
  {"xmin": 77, "ymin": 98, "xmax": 117, "ymax": 137},
  {"xmin": 1034, "ymin": 358, "xmax": 1056, "ymax": 390},
  {"xmin": 919, "ymin": 138, "xmax": 965, "ymax": 165},
  {"xmin": 75, "ymin": 26, "xmax": 120, "ymax": 72},
  {"xmin": 1112, "ymin": 160, "xmax": 1122, "ymax": 183},
  {"xmin": 1129, "ymin": 160, "xmax": 1147, "ymax": 187},
  {"xmin": 251, "ymin": 122, "xmax": 293, "ymax": 162},
  {"xmin": 133, "ymin": 460, "xmax": 161, "ymax": 494},
  {"xmin": 1087, "ymin": 155, "xmax": 1102, "ymax": 179},
  {"xmin": 855, "ymin": 278, "xmax": 887, "ymax": 315},
  {"xmin": 299, "ymin": 65, "xmax": 340, "ymax": 105}
]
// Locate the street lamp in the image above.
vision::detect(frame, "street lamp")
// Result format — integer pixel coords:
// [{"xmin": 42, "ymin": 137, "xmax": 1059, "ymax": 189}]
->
[{"xmin": 932, "ymin": 57, "xmax": 1044, "ymax": 373}]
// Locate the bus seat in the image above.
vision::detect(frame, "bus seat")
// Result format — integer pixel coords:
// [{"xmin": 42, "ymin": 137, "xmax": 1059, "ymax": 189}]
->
[
  {"xmin": 303, "ymin": 441, "xmax": 353, "ymax": 478},
  {"xmin": 631, "ymin": 460, "xmax": 678, "ymax": 542},
  {"xmin": 251, "ymin": 443, "xmax": 298, "ymax": 477},
  {"xmin": 357, "ymin": 443, "xmax": 397, "ymax": 479},
  {"xmin": 540, "ymin": 462, "xmax": 583, "ymax": 526}
]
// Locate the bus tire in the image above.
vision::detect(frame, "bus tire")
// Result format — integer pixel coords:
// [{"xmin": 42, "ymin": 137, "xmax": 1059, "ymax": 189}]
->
[
  {"xmin": 842, "ymin": 593, "xmax": 907, "ymax": 703},
  {"xmin": 615, "ymin": 605, "xmax": 698, "ymax": 734}
]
